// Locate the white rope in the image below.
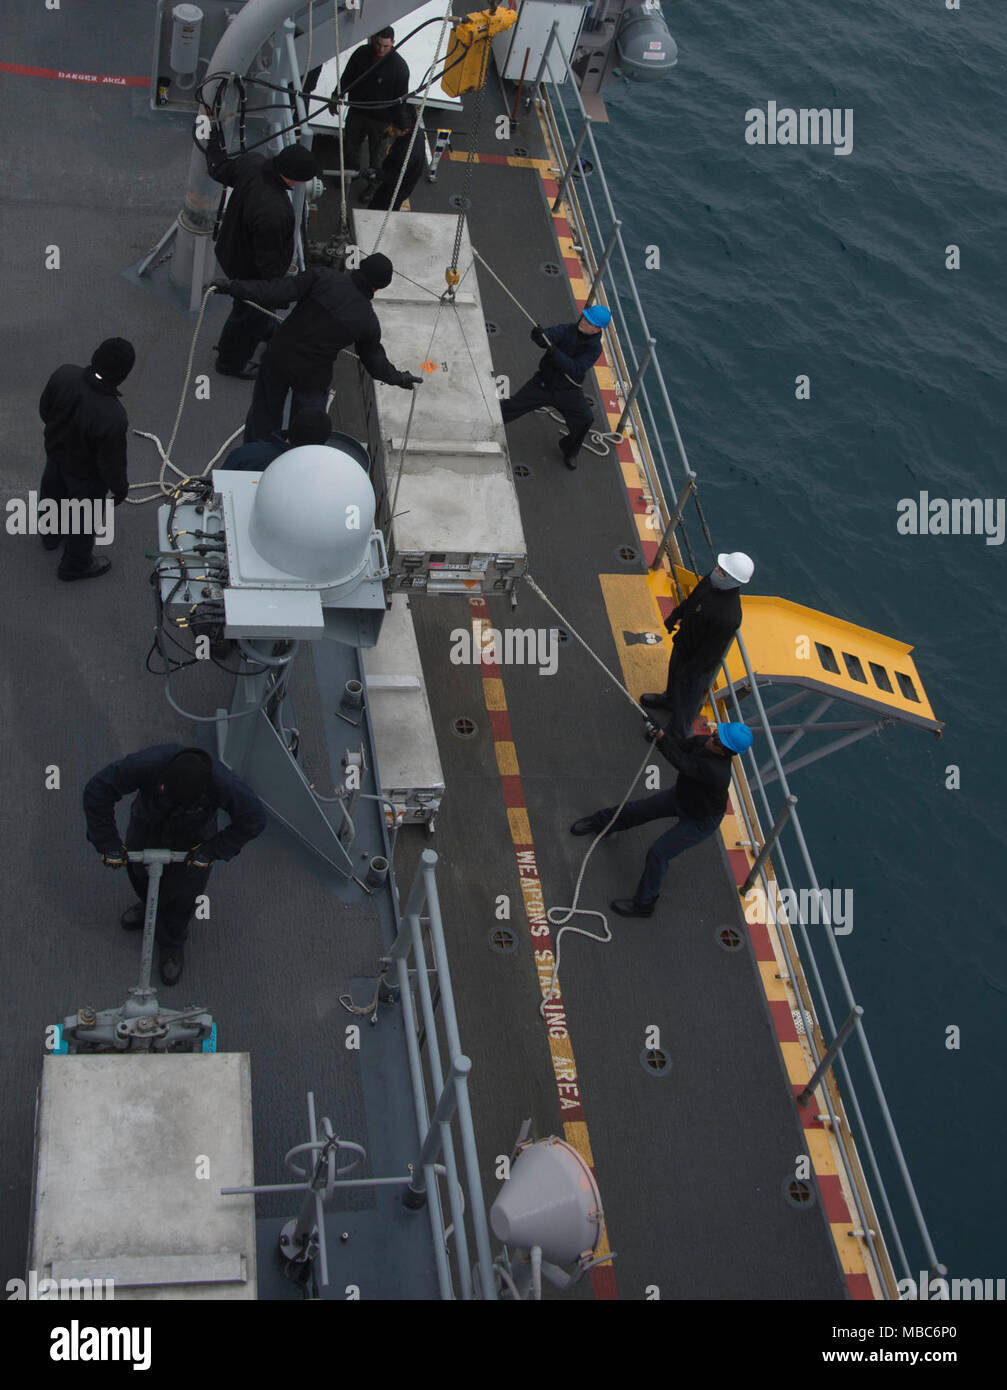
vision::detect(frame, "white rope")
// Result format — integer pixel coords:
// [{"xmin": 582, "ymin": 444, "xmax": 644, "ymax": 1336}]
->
[
  {"xmin": 541, "ymin": 744, "xmax": 653, "ymax": 1015},
  {"xmin": 128, "ymin": 287, "xmax": 285, "ymax": 500},
  {"xmin": 518, "ymin": 572, "xmax": 655, "ymax": 1012},
  {"xmin": 332, "ymin": 0, "xmax": 347, "ymax": 229},
  {"xmin": 371, "ymin": 1, "xmax": 454, "ymax": 250}
]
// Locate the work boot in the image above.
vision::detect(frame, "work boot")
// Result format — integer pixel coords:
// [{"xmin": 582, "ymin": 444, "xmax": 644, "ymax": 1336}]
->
[
  {"xmin": 215, "ymin": 362, "xmax": 258, "ymax": 380},
  {"xmin": 570, "ymin": 814, "xmax": 612, "ymax": 837},
  {"xmin": 558, "ymin": 441, "xmax": 578, "ymax": 470},
  {"xmin": 610, "ymin": 898, "xmax": 656, "ymax": 919},
  {"xmin": 120, "ymin": 904, "xmax": 144, "ymax": 931},
  {"xmin": 58, "ymin": 557, "xmax": 111, "ymax": 582},
  {"xmin": 640, "ymin": 693, "xmax": 673, "ymax": 711},
  {"xmin": 158, "ymin": 945, "xmax": 184, "ymax": 987}
]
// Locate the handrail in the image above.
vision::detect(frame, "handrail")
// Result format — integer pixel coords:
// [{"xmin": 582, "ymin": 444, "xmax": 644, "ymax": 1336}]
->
[
  {"xmin": 385, "ymin": 849, "xmax": 497, "ymax": 1299},
  {"xmin": 528, "ymin": 24, "xmax": 943, "ymax": 1297}
]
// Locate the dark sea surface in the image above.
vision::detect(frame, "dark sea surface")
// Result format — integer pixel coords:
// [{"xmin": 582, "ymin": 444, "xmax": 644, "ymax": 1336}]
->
[{"xmin": 589, "ymin": 0, "xmax": 1006, "ymax": 1280}]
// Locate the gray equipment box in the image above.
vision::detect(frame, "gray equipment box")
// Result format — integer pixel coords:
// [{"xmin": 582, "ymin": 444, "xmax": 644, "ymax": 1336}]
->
[
  {"xmin": 353, "ymin": 210, "xmax": 527, "ymax": 596},
  {"xmin": 362, "ymin": 594, "xmax": 445, "ymax": 828},
  {"xmin": 29, "ymin": 1053, "xmax": 256, "ymax": 1300}
]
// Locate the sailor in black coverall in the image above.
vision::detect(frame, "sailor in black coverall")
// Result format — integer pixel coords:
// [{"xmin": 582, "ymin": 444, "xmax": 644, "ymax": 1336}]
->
[
  {"xmin": 499, "ymin": 309, "xmax": 608, "ymax": 467},
  {"xmin": 641, "ymin": 553, "xmax": 755, "ymax": 738},
  {"xmin": 364, "ymin": 105, "xmax": 425, "ymax": 212},
  {"xmin": 205, "ymin": 134, "xmax": 320, "ymax": 378},
  {"xmin": 570, "ymin": 721, "xmax": 754, "ymax": 918},
  {"xmin": 83, "ymin": 745, "xmax": 267, "ymax": 985},
  {"xmin": 329, "ymin": 28, "xmax": 410, "ymax": 176},
  {"xmin": 38, "ymin": 337, "xmax": 134, "ymax": 582},
  {"xmin": 211, "ymin": 253, "xmax": 421, "ymax": 442}
]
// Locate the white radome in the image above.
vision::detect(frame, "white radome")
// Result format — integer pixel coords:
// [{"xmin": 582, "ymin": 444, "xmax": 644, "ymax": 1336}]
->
[{"xmin": 248, "ymin": 444, "xmax": 376, "ymax": 584}]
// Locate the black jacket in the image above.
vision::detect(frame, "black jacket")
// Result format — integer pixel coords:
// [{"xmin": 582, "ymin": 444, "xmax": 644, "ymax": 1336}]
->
[
  {"xmin": 224, "ymin": 267, "xmax": 403, "ymax": 392},
  {"xmin": 370, "ymin": 131, "xmax": 425, "ymax": 212},
  {"xmin": 666, "ymin": 575, "xmax": 742, "ymax": 676},
  {"xmin": 656, "ymin": 734, "xmax": 734, "ymax": 820},
  {"xmin": 206, "ymin": 135, "xmax": 296, "ymax": 280},
  {"xmin": 84, "ymin": 743, "xmax": 267, "ymax": 861},
  {"xmin": 338, "ymin": 44, "xmax": 410, "ymax": 122},
  {"xmin": 536, "ymin": 323, "xmax": 602, "ymax": 389},
  {"xmin": 39, "ymin": 365, "xmax": 129, "ymax": 500}
]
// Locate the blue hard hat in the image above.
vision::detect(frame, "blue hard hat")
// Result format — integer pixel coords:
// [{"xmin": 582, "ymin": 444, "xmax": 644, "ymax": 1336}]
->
[
  {"xmin": 582, "ymin": 304, "xmax": 611, "ymax": 328},
  {"xmin": 716, "ymin": 722, "xmax": 753, "ymax": 754}
]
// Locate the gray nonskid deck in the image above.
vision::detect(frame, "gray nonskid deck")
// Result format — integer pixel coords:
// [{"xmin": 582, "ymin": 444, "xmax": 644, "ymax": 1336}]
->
[{"xmin": 2, "ymin": 2, "xmax": 845, "ymax": 1298}]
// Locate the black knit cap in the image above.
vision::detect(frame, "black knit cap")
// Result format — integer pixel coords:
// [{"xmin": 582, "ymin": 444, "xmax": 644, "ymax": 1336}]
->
[
  {"xmin": 359, "ymin": 253, "xmax": 393, "ymax": 289},
  {"xmin": 288, "ymin": 410, "xmax": 332, "ymax": 447},
  {"xmin": 91, "ymin": 338, "xmax": 136, "ymax": 385},
  {"xmin": 161, "ymin": 748, "xmax": 213, "ymax": 806},
  {"xmin": 273, "ymin": 144, "xmax": 320, "ymax": 181}
]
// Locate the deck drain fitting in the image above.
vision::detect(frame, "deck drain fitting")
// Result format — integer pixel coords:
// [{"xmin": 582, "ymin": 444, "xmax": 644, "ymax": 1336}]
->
[
  {"xmin": 489, "ymin": 927, "xmax": 518, "ymax": 955},
  {"xmin": 717, "ymin": 925, "xmax": 744, "ymax": 953},
  {"xmin": 513, "ymin": 463, "xmax": 532, "ymax": 478},
  {"xmin": 451, "ymin": 716, "xmax": 478, "ymax": 740},
  {"xmin": 640, "ymin": 1047, "xmax": 671, "ymax": 1077},
  {"xmin": 514, "ymin": 146, "xmax": 529, "ymax": 157},
  {"xmin": 485, "ymin": 320, "xmax": 500, "ymax": 336},
  {"xmin": 615, "ymin": 544, "xmax": 640, "ymax": 566},
  {"xmin": 782, "ymin": 1175, "xmax": 815, "ymax": 1209},
  {"xmin": 449, "ymin": 194, "xmax": 472, "ymax": 210},
  {"xmin": 539, "ymin": 261, "xmax": 561, "ymax": 277}
]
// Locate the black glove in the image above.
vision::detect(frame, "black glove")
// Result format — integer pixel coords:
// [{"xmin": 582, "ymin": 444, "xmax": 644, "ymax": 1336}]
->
[
  {"xmin": 186, "ymin": 846, "xmax": 214, "ymax": 869},
  {"xmin": 101, "ymin": 846, "xmax": 128, "ymax": 869},
  {"xmin": 394, "ymin": 372, "xmax": 424, "ymax": 390},
  {"xmin": 664, "ymin": 613, "xmax": 679, "ymax": 633},
  {"xmin": 209, "ymin": 278, "xmax": 232, "ymax": 295},
  {"xmin": 643, "ymin": 720, "xmax": 661, "ymax": 743},
  {"xmin": 530, "ymin": 324, "xmax": 550, "ymax": 349},
  {"xmin": 112, "ymin": 489, "xmax": 128, "ymax": 507}
]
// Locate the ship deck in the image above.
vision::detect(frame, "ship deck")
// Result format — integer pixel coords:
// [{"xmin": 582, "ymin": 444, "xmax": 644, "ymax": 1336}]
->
[{"xmin": 0, "ymin": 2, "xmax": 846, "ymax": 1299}]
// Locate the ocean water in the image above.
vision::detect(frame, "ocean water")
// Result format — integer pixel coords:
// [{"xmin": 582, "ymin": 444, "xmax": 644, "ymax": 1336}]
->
[{"xmin": 589, "ymin": 0, "xmax": 1006, "ymax": 1280}]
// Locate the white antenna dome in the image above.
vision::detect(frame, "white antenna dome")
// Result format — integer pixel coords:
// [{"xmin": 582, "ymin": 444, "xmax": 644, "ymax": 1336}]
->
[{"xmin": 248, "ymin": 444, "xmax": 376, "ymax": 585}]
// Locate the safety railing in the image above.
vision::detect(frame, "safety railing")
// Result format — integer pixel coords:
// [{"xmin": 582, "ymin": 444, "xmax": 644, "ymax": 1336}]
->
[
  {"xmin": 526, "ymin": 23, "xmax": 943, "ymax": 1297},
  {"xmin": 385, "ymin": 848, "xmax": 497, "ymax": 1300}
]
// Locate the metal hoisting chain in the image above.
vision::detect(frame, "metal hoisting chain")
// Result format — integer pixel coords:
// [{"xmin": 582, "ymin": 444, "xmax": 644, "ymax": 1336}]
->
[{"xmin": 444, "ymin": 15, "xmax": 494, "ymax": 300}]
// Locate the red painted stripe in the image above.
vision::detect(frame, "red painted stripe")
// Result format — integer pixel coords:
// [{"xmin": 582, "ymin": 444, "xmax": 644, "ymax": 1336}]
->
[
  {"xmin": 480, "ymin": 660, "xmax": 502, "ymax": 679},
  {"xmin": 479, "ymin": 152, "xmax": 509, "ymax": 166},
  {"xmin": 553, "ymin": 216, "xmax": 572, "ymax": 238},
  {"xmin": 499, "ymin": 775, "xmax": 525, "ymax": 809},
  {"xmin": 589, "ymin": 1262, "xmax": 619, "ymax": 1300},
  {"xmin": 846, "ymin": 1272, "xmax": 876, "ymax": 1300},
  {"xmin": 725, "ymin": 847, "xmax": 750, "ymax": 885},
  {"xmin": 615, "ymin": 439, "xmax": 636, "ymax": 463},
  {"xmin": 0, "ymin": 61, "xmax": 149, "ymax": 87},
  {"xmin": 747, "ymin": 919, "xmax": 775, "ymax": 961},
  {"xmin": 486, "ymin": 708, "xmax": 513, "ymax": 742},
  {"xmin": 542, "ymin": 178, "xmax": 559, "ymax": 198},
  {"xmin": 815, "ymin": 1172, "xmax": 853, "ymax": 1224},
  {"xmin": 563, "ymin": 256, "xmax": 582, "ymax": 278},
  {"xmin": 768, "ymin": 999, "xmax": 799, "ymax": 1042}
]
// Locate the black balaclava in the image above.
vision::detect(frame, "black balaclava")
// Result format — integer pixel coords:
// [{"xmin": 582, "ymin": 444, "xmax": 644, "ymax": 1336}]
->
[
  {"xmin": 91, "ymin": 338, "xmax": 136, "ymax": 386},
  {"xmin": 161, "ymin": 749, "xmax": 213, "ymax": 806}
]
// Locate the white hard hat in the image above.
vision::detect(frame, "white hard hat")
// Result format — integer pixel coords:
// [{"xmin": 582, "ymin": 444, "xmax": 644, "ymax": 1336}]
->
[{"xmin": 717, "ymin": 551, "xmax": 754, "ymax": 584}]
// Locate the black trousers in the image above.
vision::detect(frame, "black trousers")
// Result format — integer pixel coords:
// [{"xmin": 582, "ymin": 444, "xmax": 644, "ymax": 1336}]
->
[
  {"xmin": 38, "ymin": 456, "xmax": 107, "ymax": 576},
  {"xmin": 344, "ymin": 111, "xmax": 391, "ymax": 173},
  {"xmin": 591, "ymin": 786, "xmax": 721, "ymax": 905},
  {"xmin": 500, "ymin": 378, "xmax": 594, "ymax": 459},
  {"xmin": 217, "ymin": 298, "xmax": 275, "ymax": 372},
  {"xmin": 244, "ymin": 361, "xmax": 328, "ymax": 443},
  {"xmin": 661, "ymin": 664, "xmax": 714, "ymax": 740},
  {"xmin": 125, "ymin": 818, "xmax": 213, "ymax": 950}
]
